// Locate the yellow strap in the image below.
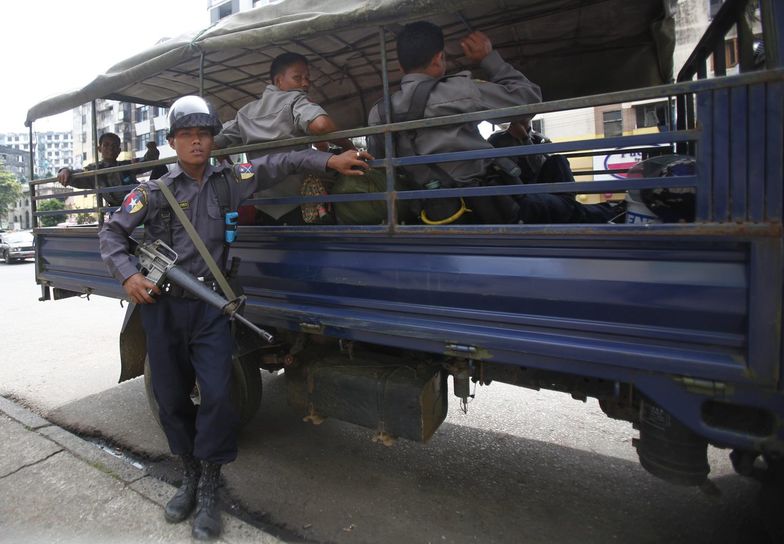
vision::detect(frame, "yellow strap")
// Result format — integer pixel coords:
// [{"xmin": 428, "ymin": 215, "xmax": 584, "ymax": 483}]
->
[{"xmin": 420, "ymin": 198, "xmax": 471, "ymax": 225}]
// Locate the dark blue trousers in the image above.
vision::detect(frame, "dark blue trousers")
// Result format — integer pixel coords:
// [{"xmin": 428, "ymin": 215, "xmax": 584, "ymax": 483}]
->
[{"xmin": 140, "ymin": 296, "xmax": 239, "ymax": 464}]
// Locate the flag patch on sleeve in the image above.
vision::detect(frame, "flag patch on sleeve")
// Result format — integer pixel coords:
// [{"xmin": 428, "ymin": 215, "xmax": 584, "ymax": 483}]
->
[
  {"xmin": 235, "ymin": 163, "xmax": 255, "ymax": 181},
  {"xmin": 122, "ymin": 188, "xmax": 147, "ymax": 214}
]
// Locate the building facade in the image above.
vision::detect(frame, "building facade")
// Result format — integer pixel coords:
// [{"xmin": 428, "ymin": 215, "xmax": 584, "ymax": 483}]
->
[
  {"xmin": 208, "ymin": 0, "xmax": 283, "ymax": 22},
  {"xmin": 0, "ymin": 145, "xmax": 30, "ymax": 182},
  {"xmin": 71, "ymin": 100, "xmax": 172, "ymax": 169},
  {"xmin": 0, "ymin": 131, "xmax": 73, "ymax": 180}
]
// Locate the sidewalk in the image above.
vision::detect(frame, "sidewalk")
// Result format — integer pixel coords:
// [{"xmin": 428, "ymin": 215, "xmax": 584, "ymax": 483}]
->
[{"xmin": 0, "ymin": 396, "xmax": 282, "ymax": 544}]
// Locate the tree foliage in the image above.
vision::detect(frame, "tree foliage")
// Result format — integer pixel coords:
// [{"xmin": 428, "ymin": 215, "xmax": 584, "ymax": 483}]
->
[
  {"xmin": 37, "ymin": 199, "xmax": 67, "ymax": 227},
  {"xmin": 0, "ymin": 165, "xmax": 23, "ymax": 222}
]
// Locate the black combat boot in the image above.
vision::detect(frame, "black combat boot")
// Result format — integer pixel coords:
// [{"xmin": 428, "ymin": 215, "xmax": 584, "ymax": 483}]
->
[
  {"xmin": 164, "ymin": 455, "xmax": 201, "ymax": 523},
  {"xmin": 191, "ymin": 461, "xmax": 222, "ymax": 540}
]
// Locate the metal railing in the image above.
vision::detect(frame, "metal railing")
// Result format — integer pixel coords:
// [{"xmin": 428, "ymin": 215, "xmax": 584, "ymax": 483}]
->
[{"xmin": 29, "ymin": 32, "xmax": 784, "ymax": 233}]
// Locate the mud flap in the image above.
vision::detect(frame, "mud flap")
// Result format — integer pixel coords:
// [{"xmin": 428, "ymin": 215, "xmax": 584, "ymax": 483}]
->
[{"xmin": 119, "ymin": 303, "xmax": 147, "ymax": 383}]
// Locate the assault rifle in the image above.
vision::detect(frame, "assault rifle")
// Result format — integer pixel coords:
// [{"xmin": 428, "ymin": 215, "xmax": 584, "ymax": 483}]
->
[{"xmin": 131, "ymin": 238, "xmax": 274, "ymax": 343}]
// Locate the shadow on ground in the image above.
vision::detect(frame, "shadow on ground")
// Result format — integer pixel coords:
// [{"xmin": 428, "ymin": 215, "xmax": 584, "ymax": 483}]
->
[{"xmin": 46, "ymin": 373, "xmax": 769, "ymax": 544}]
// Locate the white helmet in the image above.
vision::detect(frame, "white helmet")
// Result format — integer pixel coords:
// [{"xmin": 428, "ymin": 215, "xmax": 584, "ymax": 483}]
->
[{"xmin": 167, "ymin": 95, "xmax": 222, "ymax": 137}]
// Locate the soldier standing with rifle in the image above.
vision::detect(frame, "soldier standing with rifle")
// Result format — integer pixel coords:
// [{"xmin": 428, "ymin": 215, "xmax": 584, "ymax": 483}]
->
[{"xmin": 98, "ymin": 95, "xmax": 372, "ymax": 540}]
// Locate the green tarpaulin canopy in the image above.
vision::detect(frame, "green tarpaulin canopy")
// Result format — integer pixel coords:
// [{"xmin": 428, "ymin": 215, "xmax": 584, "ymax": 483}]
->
[{"xmin": 26, "ymin": 0, "xmax": 674, "ymax": 128}]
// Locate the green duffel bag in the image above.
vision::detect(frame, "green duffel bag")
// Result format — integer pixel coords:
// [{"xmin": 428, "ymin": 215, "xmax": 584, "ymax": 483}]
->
[{"xmin": 331, "ymin": 168, "xmax": 416, "ymax": 225}]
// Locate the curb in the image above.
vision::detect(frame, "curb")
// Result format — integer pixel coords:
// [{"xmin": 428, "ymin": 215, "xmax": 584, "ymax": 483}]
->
[{"xmin": 0, "ymin": 395, "xmax": 283, "ymax": 544}]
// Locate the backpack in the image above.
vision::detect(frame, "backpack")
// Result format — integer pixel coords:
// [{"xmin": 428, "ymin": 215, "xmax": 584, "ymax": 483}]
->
[
  {"xmin": 331, "ymin": 168, "xmax": 416, "ymax": 225},
  {"xmin": 373, "ymin": 79, "xmax": 522, "ymax": 225}
]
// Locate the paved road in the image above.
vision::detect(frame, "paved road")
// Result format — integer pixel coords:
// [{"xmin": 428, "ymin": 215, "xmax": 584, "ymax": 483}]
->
[
  {"xmin": 1, "ymin": 258, "xmax": 773, "ymax": 543},
  {"xmin": 0, "ymin": 259, "xmax": 123, "ymax": 410}
]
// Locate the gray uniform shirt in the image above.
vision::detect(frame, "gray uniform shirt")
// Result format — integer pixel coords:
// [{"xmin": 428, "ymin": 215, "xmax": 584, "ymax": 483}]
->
[
  {"xmin": 367, "ymin": 50, "xmax": 542, "ymax": 187},
  {"xmin": 215, "ymin": 85, "xmax": 328, "ymax": 219},
  {"xmin": 99, "ymin": 150, "xmax": 331, "ymax": 284},
  {"xmin": 65, "ymin": 160, "xmax": 139, "ymax": 207}
]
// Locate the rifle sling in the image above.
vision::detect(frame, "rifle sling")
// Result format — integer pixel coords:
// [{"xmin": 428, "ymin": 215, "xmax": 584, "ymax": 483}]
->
[{"xmin": 156, "ymin": 179, "xmax": 237, "ymax": 301}]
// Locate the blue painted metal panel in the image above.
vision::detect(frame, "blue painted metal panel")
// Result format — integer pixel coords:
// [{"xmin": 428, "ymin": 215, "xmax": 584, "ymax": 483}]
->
[
  {"xmin": 765, "ymin": 81, "xmax": 784, "ymax": 221},
  {"xmin": 696, "ymin": 92, "xmax": 713, "ymax": 221},
  {"xmin": 730, "ymin": 86, "xmax": 748, "ymax": 222},
  {"xmin": 35, "ymin": 230, "xmax": 124, "ymax": 299},
  {"xmin": 748, "ymin": 84, "xmax": 767, "ymax": 222},
  {"xmin": 713, "ymin": 88, "xmax": 731, "ymax": 222},
  {"xmin": 746, "ymin": 238, "xmax": 782, "ymax": 385},
  {"xmin": 230, "ymin": 232, "xmax": 753, "ymax": 382}
]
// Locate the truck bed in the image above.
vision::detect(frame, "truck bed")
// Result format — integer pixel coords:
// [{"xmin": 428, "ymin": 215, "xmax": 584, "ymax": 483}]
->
[{"xmin": 34, "ymin": 221, "xmax": 783, "ymax": 453}]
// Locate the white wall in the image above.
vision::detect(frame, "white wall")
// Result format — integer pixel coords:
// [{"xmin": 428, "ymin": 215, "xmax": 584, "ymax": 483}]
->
[{"xmin": 537, "ymin": 108, "xmax": 596, "ymax": 140}]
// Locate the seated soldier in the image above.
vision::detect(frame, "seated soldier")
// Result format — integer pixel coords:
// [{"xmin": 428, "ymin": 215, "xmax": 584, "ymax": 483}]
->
[
  {"xmin": 489, "ymin": 119, "xmax": 576, "ymax": 185},
  {"xmin": 367, "ymin": 21, "xmax": 618, "ymax": 225},
  {"xmin": 57, "ymin": 133, "xmax": 161, "ymax": 207},
  {"xmin": 214, "ymin": 52, "xmax": 355, "ymax": 225},
  {"xmin": 144, "ymin": 141, "xmax": 170, "ymax": 180}
]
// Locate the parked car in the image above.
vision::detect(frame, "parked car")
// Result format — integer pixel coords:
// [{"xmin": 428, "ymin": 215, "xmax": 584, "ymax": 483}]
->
[{"xmin": 0, "ymin": 231, "xmax": 35, "ymax": 263}]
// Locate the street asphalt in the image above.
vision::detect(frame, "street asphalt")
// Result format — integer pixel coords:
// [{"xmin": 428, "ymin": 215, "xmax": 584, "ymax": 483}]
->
[{"xmin": 0, "ymin": 394, "xmax": 282, "ymax": 544}]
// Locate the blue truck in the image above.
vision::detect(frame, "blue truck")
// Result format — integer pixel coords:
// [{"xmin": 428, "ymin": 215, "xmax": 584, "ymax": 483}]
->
[{"xmin": 25, "ymin": 0, "xmax": 784, "ymax": 517}]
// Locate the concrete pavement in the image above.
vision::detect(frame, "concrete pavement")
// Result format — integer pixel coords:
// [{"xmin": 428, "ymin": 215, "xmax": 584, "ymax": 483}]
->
[{"xmin": 0, "ymin": 395, "xmax": 282, "ymax": 544}]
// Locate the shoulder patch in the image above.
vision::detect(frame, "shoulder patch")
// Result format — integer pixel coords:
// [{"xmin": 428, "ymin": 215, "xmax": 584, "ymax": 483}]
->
[
  {"xmin": 234, "ymin": 163, "xmax": 255, "ymax": 182},
  {"xmin": 122, "ymin": 187, "xmax": 147, "ymax": 214}
]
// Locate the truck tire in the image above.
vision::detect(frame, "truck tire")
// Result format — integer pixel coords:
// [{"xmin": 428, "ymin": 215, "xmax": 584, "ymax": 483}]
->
[
  {"xmin": 761, "ymin": 455, "xmax": 784, "ymax": 542},
  {"xmin": 143, "ymin": 351, "xmax": 262, "ymax": 429}
]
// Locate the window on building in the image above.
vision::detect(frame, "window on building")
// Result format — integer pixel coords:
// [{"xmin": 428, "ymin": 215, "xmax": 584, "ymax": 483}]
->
[
  {"xmin": 603, "ymin": 110, "xmax": 623, "ymax": 137},
  {"xmin": 634, "ymin": 101, "xmax": 668, "ymax": 129},
  {"xmin": 531, "ymin": 119, "xmax": 544, "ymax": 134},
  {"xmin": 135, "ymin": 106, "xmax": 149, "ymax": 122},
  {"xmin": 135, "ymin": 135, "xmax": 146, "ymax": 151},
  {"xmin": 725, "ymin": 37, "xmax": 738, "ymax": 68},
  {"xmin": 81, "ymin": 132, "xmax": 87, "ymax": 143},
  {"xmin": 156, "ymin": 129, "xmax": 167, "ymax": 146},
  {"xmin": 709, "ymin": 37, "xmax": 739, "ymax": 72}
]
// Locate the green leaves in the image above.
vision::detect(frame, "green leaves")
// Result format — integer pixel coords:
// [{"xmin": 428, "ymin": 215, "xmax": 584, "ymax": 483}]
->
[
  {"xmin": 0, "ymin": 166, "xmax": 23, "ymax": 226},
  {"xmin": 37, "ymin": 199, "xmax": 67, "ymax": 227}
]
